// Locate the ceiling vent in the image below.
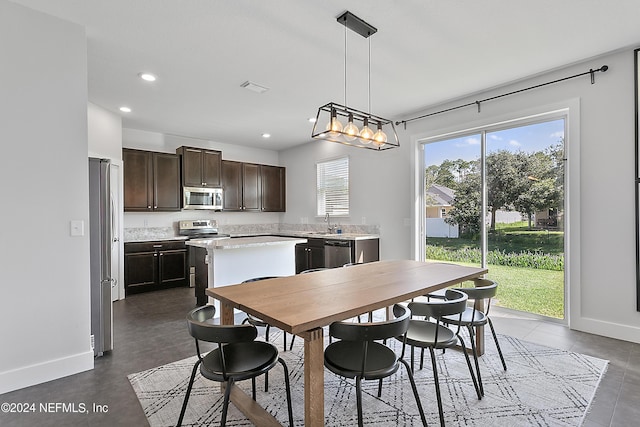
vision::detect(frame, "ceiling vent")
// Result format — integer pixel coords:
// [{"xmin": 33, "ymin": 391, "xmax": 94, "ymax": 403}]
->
[{"xmin": 240, "ymin": 81, "xmax": 269, "ymax": 94}]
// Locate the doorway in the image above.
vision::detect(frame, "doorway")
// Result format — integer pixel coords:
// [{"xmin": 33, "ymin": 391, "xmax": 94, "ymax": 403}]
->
[{"xmin": 422, "ymin": 117, "xmax": 566, "ymax": 320}]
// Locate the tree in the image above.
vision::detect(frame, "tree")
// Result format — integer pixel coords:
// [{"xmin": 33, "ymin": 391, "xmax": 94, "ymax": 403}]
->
[
  {"xmin": 445, "ymin": 161, "xmax": 482, "ymax": 237},
  {"xmin": 486, "ymin": 150, "xmax": 530, "ymax": 230}
]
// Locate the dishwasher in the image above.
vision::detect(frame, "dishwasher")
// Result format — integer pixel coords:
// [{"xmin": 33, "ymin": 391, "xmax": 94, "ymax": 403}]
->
[{"xmin": 324, "ymin": 239, "xmax": 352, "ymax": 268}]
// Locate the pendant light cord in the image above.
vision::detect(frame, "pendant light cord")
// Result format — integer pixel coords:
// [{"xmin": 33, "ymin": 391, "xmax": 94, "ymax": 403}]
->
[{"xmin": 344, "ymin": 21, "xmax": 347, "ymax": 106}]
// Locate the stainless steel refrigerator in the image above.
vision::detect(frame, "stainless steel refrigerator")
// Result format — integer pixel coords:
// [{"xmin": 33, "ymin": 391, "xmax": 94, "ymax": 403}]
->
[{"xmin": 89, "ymin": 158, "xmax": 113, "ymax": 356}]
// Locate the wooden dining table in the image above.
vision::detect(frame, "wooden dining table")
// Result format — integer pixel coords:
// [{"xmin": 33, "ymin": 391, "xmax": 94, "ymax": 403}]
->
[{"xmin": 207, "ymin": 259, "xmax": 487, "ymax": 427}]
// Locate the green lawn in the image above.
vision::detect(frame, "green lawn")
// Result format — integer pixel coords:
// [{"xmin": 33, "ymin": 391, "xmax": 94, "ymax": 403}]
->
[{"xmin": 435, "ymin": 261, "xmax": 565, "ymax": 319}]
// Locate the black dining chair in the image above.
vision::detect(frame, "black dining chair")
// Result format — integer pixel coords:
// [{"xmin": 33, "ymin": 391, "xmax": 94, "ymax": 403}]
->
[
  {"xmin": 403, "ymin": 289, "xmax": 482, "ymax": 427},
  {"xmin": 241, "ymin": 276, "xmax": 291, "ymax": 353},
  {"xmin": 443, "ymin": 278, "xmax": 507, "ymax": 396},
  {"xmin": 324, "ymin": 304, "xmax": 428, "ymax": 427},
  {"xmin": 176, "ymin": 304, "xmax": 294, "ymax": 427}
]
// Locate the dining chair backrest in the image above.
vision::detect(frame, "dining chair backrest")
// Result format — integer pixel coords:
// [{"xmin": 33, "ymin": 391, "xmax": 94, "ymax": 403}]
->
[
  {"xmin": 300, "ymin": 268, "xmax": 329, "ymax": 274},
  {"xmin": 408, "ymin": 289, "xmax": 468, "ymax": 319},
  {"xmin": 186, "ymin": 305, "xmax": 258, "ymax": 345},
  {"xmin": 242, "ymin": 276, "xmax": 281, "ymax": 283},
  {"xmin": 454, "ymin": 278, "xmax": 497, "ymax": 301},
  {"xmin": 329, "ymin": 304, "xmax": 410, "ymax": 342}
]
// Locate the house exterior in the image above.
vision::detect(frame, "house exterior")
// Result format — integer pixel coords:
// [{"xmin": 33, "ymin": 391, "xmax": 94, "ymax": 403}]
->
[
  {"xmin": 2, "ymin": 0, "xmax": 640, "ymax": 396},
  {"xmin": 425, "ymin": 184, "xmax": 459, "ymax": 238}
]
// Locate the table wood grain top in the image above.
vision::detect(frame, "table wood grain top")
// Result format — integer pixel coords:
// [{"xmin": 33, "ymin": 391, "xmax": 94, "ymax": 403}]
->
[{"xmin": 207, "ymin": 260, "xmax": 487, "ymax": 334}]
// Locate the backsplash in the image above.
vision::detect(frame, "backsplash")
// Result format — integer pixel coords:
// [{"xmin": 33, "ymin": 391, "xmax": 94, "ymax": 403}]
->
[
  {"xmin": 124, "ymin": 226, "xmax": 176, "ymax": 242},
  {"xmin": 124, "ymin": 223, "xmax": 380, "ymax": 242}
]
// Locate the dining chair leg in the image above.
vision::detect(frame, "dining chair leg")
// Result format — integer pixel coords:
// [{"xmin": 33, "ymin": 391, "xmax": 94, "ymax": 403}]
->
[
  {"xmin": 399, "ymin": 358, "xmax": 428, "ymax": 427},
  {"xmin": 377, "ymin": 378, "xmax": 383, "ymax": 398},
  {"xmin": 176, "ymin": 359, "xmax": 201, "ymax": 427},
  {"xmin": 289, "ymin": 334, "xmax": 296, "ymax": 351},
  {"xmin": 465, "ymin": 325, "xmax": 484, "ymax": 396},
  {"xmin": 220, "ymin": 378, "xmax": 234, "ymax": 427},
  {"xmin": 277, "ymin": 358, "xmax": 295, "ymax": 427},
  {"xmin": 488, "ymin": 317, "xmax": 507, "ymax": 370},
  {"xmin": 428, "ymin": 347, "xmax": 446, "ymax": 427},
  {"xmin": 456, "ymin": 333, "xmax": 482, "ymax": 400},
  {"xmin": 419, "ymin": 347, "xmax": 425, "ymax": 370},
  {"xmin": 355, "ymin": 376, "xmax": 364, "ymax": 427},
  {"xmin": 283, "ymin": 332, "xmax": 287, "ymax": 351},
  {"xmin": 251, "ymin": 378, "xmax": 256, "ymax": 400}
]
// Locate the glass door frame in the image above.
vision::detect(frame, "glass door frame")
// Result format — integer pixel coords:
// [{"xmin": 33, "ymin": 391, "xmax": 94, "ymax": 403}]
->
[{"xmin": 418, "ymin": 111, "xmax": 569, "ymax": 322}]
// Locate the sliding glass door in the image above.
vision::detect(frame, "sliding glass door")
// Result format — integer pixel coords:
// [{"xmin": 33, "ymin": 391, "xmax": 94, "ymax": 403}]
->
[{"xmin": 423, "ymin": 118, "xmax": 566, "ymax": 320}]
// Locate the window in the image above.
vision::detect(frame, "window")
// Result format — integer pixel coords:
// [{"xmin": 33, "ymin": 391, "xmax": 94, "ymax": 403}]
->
[{"xmin": 317, "ymin": 156, "xmax": 349, "ymax": 216}]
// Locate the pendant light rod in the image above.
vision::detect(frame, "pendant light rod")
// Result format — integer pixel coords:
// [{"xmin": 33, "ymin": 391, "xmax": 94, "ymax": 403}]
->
[{"xmin": 337, "ymin": 11, "xmax": 377, "ymax": 39}]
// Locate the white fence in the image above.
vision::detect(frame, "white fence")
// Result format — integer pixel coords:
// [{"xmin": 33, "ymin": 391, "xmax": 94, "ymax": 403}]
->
[{"xmin": 426, "ymin": 218, "xmax": 459, "ymax": 238}]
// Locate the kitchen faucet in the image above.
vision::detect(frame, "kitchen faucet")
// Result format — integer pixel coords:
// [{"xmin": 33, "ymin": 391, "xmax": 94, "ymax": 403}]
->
[{"xmin": 324, "ymin": 213, "xmax": 335, "ymax": 233}]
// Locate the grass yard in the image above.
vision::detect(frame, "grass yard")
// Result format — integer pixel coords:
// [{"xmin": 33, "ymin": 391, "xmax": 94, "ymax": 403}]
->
[
  {"xmin": 436, "ymin": 261, "xmax": 565, "ymax": 319},
  {"xmin": 427, "ymin": 222, "xmax": 565, "ymax": 319}
]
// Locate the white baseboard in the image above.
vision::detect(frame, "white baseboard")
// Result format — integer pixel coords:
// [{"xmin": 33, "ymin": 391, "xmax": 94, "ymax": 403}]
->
[
  {"xmin": 0, "ymin": 350, "xmax": 94, "ymax": 395},
  {"xmin": 571, "ymin": 316, "xmax": 640, "ymax": 344}
]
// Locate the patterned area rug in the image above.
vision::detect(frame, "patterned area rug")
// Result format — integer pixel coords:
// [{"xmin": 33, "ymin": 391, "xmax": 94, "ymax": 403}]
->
[{"xmin": 128, "ymin": 329, "xmax": 607, "ymax": 426}]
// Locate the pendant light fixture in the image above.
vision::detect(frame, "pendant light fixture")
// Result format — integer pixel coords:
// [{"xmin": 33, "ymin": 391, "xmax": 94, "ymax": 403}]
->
[{"xmin": 311, "ymin": 11, "xmax": 399, "ymax": 151}]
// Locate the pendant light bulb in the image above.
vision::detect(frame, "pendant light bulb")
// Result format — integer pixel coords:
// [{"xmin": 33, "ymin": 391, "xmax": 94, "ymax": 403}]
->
[
  {"xmin": 325, "ymin": 108, "xmax": 343, "ymax": 136},
  {"xmin": 372, "ymin": 121, "xmax": 387, "ymax": 147},
  {"xmin": 343, "ymin": 113, "xmax": 359, "ymax": 141},
  {"xmin": 359, "ymin": 117, "xmax": 373, "ymax": 144}
]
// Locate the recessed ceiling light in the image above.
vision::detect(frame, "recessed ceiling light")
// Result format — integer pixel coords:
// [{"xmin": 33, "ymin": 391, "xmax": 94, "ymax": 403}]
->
[
  {"xmin": 138, "ymin": 72, "xmax": 157, "ymax": 82},
  {"xmin": 119, "ymin": 106, "xmax": 132, "ymax": 113},
  {"xmin": 262, "ymin": 133, "xmax": 271, "ymax": 138}
]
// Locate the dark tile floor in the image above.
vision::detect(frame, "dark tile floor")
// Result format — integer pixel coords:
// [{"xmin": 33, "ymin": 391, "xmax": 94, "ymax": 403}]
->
[{"xmin": 0, "ymin": 286, "xmax": 638, "ymax": 426}]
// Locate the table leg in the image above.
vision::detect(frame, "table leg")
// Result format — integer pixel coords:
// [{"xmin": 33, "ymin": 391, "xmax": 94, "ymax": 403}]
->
[
  {"xmin": 303, "ymin": 328, "xmax": 324, "ymax": 427},
  {"xmin": 219, "ymin": 300, "xmax": 235, "ymax": 326}
]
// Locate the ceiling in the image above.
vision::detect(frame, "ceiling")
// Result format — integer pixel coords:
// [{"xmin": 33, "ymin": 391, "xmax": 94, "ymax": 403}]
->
[{"xmin": 10, "ymin": 0, "xmax": 640, "ymax": 150}]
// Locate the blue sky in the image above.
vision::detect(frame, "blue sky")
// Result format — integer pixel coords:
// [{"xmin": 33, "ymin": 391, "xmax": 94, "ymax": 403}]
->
[{"xmin": 424, "ymin": 119, "xmax": 565, "ymax": 167}]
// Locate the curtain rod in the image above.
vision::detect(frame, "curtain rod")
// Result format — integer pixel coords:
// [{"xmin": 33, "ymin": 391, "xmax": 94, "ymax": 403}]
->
[{"xmin": 396, "ymin": 65, "xmax": 609, "ymax": 128}]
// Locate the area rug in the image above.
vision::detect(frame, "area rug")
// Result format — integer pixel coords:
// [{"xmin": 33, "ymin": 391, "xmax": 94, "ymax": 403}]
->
[{"xmin": 128, "ymin": 329, "xmax": 607, "ymax": 426}]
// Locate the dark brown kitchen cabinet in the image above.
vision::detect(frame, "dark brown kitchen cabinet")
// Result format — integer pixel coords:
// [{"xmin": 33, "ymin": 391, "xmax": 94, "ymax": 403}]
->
[
  {"xmin": 176, "ymin": 146, "xmax": 222, "ymax": 188},
  {"xmin": 221, "ymin": 160, "xmax": 260, "ymax": 211},
  {"xmin": 261, "ymin": 165, "xmax": 286, "ymax": 212},
  {"xmin": 221, "ymin": 160, "xmax": 286, "ymax": 212},
  {"xmin": 295, "ymin": 238, "xmax": 325, "ymax": 273},
  {"xmin": 123, "ymin": 148, "xmax": 181, "ymax": 212},
  {"xmin": 124, "ymin": 240, "xmax": 187, "ymax": 295}
]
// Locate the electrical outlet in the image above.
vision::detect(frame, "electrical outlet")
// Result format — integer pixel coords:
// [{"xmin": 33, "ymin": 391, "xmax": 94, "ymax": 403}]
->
[
  {"xmin": 70, "ymin": 220, "xmax": 84, "ymax": 236},
  {"xmin": 361, "ymin": 217, "xmax": 367, "ymax": 225},
  {"xmin": 143, "ymin": 219, "xmax": 149, "ymax": 227}
]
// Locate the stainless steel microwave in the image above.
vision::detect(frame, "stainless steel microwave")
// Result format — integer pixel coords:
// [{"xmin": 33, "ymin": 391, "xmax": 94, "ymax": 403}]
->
[{"xmin": 183, "ymin": 187, "xmax": 223, "ymax": 210}]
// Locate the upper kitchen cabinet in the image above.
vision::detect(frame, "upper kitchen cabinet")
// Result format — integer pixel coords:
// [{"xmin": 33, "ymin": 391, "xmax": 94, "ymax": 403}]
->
[
  {"xmin": 123, "ymin": 148, "xmax": 181, "ymax": 212},
  {"xmin": 176, "ymin": 146, "xmax": 222, "ymax": 187},
  {"xmin": 261, "ymin": 164, "xmax": 286, "ymax": 212},
  {"xmin": 221, "ymin": 161, "xmax": 285, "ymax": 212},
  {"xmin": 221, "ymin": 160, "xmax": 260, "ymax": 211}
]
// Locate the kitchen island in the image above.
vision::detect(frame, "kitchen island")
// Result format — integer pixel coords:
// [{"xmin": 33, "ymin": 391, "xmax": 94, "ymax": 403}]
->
[{"xmin": 187, "ymin": 235, "xmax": 307, "ymax": 310}]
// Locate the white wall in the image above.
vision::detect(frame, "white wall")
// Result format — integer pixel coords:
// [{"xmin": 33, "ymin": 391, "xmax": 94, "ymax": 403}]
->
[
  {"xmin": 280, "ymin": 140, "xmax": 413, "ymax": 260},
  {"xmin": 122, "ymin": 128, "xmax": 283, "ymax": 229},
  {"xmin": 88, "ymin": 102, "xmax": 122, "ymax": 161},
  {"xmin": 0, "ymin": 1, "xmax": 93, "ymax": 393},
  {"xmin": 281, "ymin": 48, "xmax": 640, "ymax": 343}
]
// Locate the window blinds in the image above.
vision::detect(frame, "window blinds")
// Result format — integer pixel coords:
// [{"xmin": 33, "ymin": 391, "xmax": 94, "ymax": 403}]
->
[{"xmin": 317, "ymin": 157, "xmax": 349, "ymax": 216}]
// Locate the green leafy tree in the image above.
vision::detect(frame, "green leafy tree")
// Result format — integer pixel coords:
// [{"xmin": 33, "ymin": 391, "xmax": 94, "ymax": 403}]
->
[{"xmin": 444, "ymin": 161, "xmax": 482, "ymax": 237}]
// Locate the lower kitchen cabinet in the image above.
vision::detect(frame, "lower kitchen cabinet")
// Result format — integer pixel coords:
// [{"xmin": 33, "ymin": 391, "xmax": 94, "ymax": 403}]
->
[
  {"xmin": 124, "ymin": 240, "xmax": 187, "ymax": 295},
  {"xmin": 295, "ymin": 238, "xmax": 325, "ymax": 273},
  {"xmin": 295, "ymin": 237, "xmax": 380, "ymax": 273}
]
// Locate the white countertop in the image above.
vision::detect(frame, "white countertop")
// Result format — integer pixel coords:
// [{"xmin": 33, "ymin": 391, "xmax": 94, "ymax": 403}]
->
[
  {"xmin": 186, "ymin": 235, "xmax": 307, "ymax": 249},
  {"xmin": 276, "ymin": 231, "xmax": 379, "ymax": 241}
]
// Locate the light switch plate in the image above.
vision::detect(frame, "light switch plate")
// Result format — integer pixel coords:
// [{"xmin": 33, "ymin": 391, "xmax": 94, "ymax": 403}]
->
[{"xmin": 70, "ymin": 220, "xmax": 85, "ymax": 236}]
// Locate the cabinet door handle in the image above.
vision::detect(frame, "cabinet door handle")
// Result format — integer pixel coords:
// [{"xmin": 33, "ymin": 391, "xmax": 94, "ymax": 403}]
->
[
  {"xmin": 154, "ymin": 253, "xmax": 158, "ymax": 257},
  {"xmin": 153, "ymin": 245, "xmax": 163, "ymax": 248},
  {"xmin": 147, "ymin": 205, "xmax": 151, "ymax": 209}
]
